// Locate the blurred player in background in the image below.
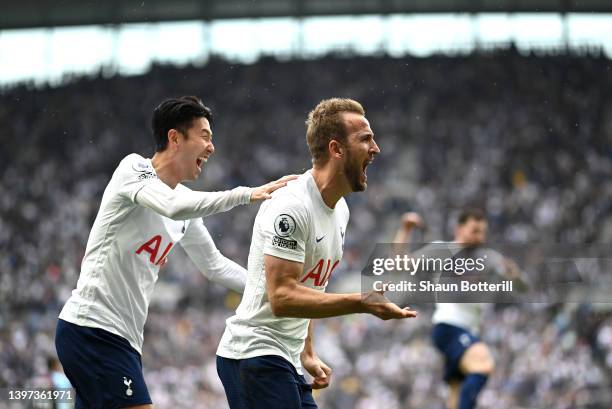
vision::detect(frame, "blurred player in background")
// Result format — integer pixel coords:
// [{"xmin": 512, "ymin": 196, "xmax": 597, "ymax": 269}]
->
[
  {"xmin": 55, "ymin": 96, "xmax": 294, "ymax": 409},
  {"xmin": 47, "ymin": 357, "xmax": 72, "ymax": 409},
  {"xmin": 394, "ymin": 208, "xmax": 524, "ymax": 409},
  {"xmin": 217, "ymin": 98, "xmax": 418, "ymax": 409}
]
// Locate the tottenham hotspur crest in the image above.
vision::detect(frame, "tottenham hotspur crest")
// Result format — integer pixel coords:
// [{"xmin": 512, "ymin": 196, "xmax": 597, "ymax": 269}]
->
[
  {"xmin": 274, "ymin": 214, "xmax": 296, "ymax": 237},
  {"xmin": 123, "ymin": 377, "xmax": 133, "ymax": 396}
]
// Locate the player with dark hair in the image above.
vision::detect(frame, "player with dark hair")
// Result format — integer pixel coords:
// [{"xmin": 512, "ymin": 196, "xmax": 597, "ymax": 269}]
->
[
  {"xmin": 55, "ymin": 96, "xmax": 294, "ymax": 409},
  {"xmin": 394, "ymin": 208, "xmax": 524, "ymax": 409},
  {"xmin": 216, "ymin": 98, "xmax": 418, "ymax": 409}
]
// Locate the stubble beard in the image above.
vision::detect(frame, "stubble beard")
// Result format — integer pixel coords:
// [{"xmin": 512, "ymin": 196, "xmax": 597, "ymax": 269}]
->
[{"xmin": 344, "ymin": 150, "xmax": 366, "ymax": 192}]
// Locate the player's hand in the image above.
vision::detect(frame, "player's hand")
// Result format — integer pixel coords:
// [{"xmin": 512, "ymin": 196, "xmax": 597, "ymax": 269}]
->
[
  {"xmin": 503, "ymin": 257, "xmax": 529, "ymax": 291},
  {"xmin": 301, "ymin": 353, "xmax": 332, "ymax": 389},
  {"xmin": 503, "ymin": 257, "xmax": 521, "ymax": 279},
  {"xmin": 401, "ymin": 212, "xmax": 423, "ymax": 230},
  {"xmin": 250, "ymin": 174, "xmax": 299, "ymax": 202},
  {"xmin": 361, "ymin": 290, "xmax": 418, "ymax": 320}
]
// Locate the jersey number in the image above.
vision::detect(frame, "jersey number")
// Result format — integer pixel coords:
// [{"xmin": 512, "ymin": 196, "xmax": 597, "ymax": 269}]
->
[{"xmin": 135, "ymin": 235, "xmax": 174, "ymax": 266}]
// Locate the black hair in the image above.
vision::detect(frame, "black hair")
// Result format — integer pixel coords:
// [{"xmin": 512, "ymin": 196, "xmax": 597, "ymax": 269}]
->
[
  {"xmin": 457, "ymin": 208, "xmax": 486, "ymax": 225},
  {"xmin": 151, "ymin": 96, "xmax": 212, "ymax": 152}
]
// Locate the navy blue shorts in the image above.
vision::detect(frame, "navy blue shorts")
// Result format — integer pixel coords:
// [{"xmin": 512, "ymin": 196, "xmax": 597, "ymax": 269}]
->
[
  {"xmin": 217, "ymin": 355, "xmax": 317, "ymax": 409},
  {"xmin": 432, "ymin": 323, "xmax": 480, "ymax": 383},
  {"xmin": 55, "ymin": 319, "xmax": 152, "ymax": 409}
]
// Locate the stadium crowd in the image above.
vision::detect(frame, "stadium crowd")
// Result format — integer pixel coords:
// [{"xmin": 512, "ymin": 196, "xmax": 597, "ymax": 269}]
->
[{"xmin": 2, "ymin": 49, "xmax": 612, "ymax": 408}]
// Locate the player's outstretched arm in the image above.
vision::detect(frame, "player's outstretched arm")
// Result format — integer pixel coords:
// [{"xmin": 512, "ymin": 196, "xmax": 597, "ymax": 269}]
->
[
  {"xmin": 134, "ymin": 174, "xmax": 297, "ymax": 221},
  {"xmin": 135, "ymin": 180, "xmax": 252, "ymax": 220},
  {"xmin": 265, "ymin": 255, "xmax": 417, "ymax": 320},
  {"xmin": 393, "ymin": 212, "xmax": 423, "ymax": 245}
]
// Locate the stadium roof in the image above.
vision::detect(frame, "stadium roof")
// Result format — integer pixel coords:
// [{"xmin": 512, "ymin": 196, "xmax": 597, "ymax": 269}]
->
[{"xmin": 2, "ymin": 0, "xmax": 612, "ymax": 30}]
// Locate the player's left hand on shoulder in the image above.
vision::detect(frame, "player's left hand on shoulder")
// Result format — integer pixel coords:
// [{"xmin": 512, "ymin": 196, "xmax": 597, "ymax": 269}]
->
[
  {"xmin": 250, "ymin": 174, "xmax": 299, "ymax": 202},
  {"xmin": 301, "ymin": 353, "xmax": 332, "ymax": 389}
]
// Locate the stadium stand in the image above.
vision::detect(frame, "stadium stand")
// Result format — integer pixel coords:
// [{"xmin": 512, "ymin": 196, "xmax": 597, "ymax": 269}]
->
[{"xmin": 2, "ymin": 50, "xmax": 612, "ymax": 408}]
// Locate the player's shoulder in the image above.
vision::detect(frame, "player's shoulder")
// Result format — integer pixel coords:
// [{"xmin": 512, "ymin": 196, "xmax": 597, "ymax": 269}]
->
[
  {"xmin": 260, "ymin": 179, "xmax": 310, "ymax": 224},
  {"xmin": 266, "ymin": 189, "xmax": 308, "ymax": 216},
  {"xmin": 268, "ymin": 172, "xmax": 311, "ymax": 208},
  {"xmin": 114, "ymin": 153, "xmax": 157, "ymax": 184},
  {"xmin": 118, "ymin": 153, "xmax": 153, "ymax": 172},
  {"xmin": 174, "ymin": 183, "xmax": 191, "ymax": 193}
]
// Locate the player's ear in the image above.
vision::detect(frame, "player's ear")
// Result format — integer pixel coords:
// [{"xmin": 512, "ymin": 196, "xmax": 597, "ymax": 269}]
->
[
  {"xmin": 167, "ymin": 129, "xmax": 180, "ymax": 150},
  {"xmin": 329, "ymin": 139, "xmax": 343, "ymax": 159}
]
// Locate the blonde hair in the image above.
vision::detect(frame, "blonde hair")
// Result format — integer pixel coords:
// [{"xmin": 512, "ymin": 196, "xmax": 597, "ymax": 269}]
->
[{"xmin": 305, "ymin": 98, "xmax": 365, "ymax": 165}]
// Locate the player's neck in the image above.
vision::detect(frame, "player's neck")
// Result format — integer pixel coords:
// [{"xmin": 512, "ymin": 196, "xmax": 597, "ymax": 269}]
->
[
  {"xmin": 151, "ymin": 151, "xmax": 181, "ymax": 189},
  {"xmin": 311, "ymin": 165, "xmax": 349, "ymax": 209}
]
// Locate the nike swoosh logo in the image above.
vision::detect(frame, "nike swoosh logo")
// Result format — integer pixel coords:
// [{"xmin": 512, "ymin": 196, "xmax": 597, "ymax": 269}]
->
[{"xmin": 316, "ymin": 236, "xmax": 325, "ymax": 243}]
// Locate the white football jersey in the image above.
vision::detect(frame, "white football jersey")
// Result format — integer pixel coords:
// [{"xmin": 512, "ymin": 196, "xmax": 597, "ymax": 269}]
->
[
  {"xmin": 59, "ymin": 153, "xmax": 250, "ymax": 354},
  {"xmin": 217, "ymin": 171, "xmax": 349, "ymax": 372},
  {"xmin": 432, "ymin": 303, "xmax": 485, "ymax": 334},
  {"xmin": 431, "ymin": 242, "xmax": 505, "ymax": 334}
]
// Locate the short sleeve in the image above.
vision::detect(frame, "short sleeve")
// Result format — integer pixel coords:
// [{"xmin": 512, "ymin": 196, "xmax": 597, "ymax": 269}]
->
[
  {"xmin": 115, "ymin": 154, "xmax": 158, "ymax": 203},
  {"xmin": 261, "ymin": 198, "xmax": 309, "ymax": 264}
]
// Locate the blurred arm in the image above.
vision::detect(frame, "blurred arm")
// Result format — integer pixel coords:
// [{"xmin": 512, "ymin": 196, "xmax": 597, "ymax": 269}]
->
[{"xmin": 393, "ymin": 212, "xmax": 423, "ymax": 245}]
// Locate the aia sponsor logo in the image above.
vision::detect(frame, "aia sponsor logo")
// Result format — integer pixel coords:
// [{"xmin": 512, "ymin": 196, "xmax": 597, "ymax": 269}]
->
[
  {"xmin": 135, "ymin": 235, "xmax": 173, "ymax": 266},
  {"xmin": 300, "ymin": 259, "xmax": 339, "ymax": 287}
]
